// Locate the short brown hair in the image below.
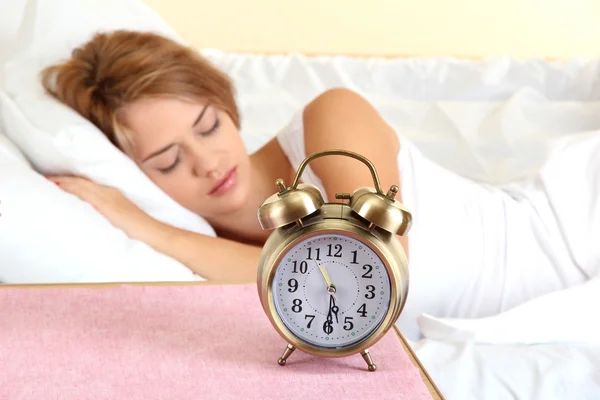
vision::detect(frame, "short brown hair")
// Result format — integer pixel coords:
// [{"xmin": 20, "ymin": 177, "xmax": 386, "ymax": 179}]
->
[{"xmin": 41, "ymin": 30, "xmax": 239, "ymax": 149}]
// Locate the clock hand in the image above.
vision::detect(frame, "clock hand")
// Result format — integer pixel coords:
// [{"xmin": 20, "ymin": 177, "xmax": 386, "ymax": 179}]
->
[
  {"xmin": 331, "ymin": 296, "xmax": 339, "ymax": 324},
  {"xmin": 323, "ymin": 295, "xmax": 334, "ymax": 335},
  {"xmin": 314, "ymin": 260, "xmax": 337, "ymax": 301},
  {"xmin": 316, "ymin": 260, "xmax": 333, "ymax": 288}
]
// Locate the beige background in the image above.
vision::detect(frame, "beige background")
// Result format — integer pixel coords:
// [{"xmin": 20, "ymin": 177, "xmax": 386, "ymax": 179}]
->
[{"xmin": 144, "ymin": 0, "xmax": 600, "ymax": 59}]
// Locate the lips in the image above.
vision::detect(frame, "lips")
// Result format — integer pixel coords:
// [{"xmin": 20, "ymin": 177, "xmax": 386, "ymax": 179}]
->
[{"xmin": 209, "ymin": 167, "xmax": 237, "ymax": 196}]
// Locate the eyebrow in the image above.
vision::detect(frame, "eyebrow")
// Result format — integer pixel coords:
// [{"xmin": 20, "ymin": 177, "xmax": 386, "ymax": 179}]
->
[{"xmin": 142, "ymin": 105, "xmax": 209, "ymax": 162}]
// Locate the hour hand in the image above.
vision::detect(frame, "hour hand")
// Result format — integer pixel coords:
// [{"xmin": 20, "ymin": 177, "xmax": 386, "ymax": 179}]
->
[
  {"xmin": 327, "ymin": 295, "xmax": 334, "ymax": 322},
  {"xmin": 331, "ymin": 296, "xmax": 339, "ymax": 324}
]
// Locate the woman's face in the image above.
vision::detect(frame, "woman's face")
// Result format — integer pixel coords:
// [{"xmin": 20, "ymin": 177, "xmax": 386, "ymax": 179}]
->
[{"xmin": 121, "ymin": 96, "xmax": 251, "ymax": 219}]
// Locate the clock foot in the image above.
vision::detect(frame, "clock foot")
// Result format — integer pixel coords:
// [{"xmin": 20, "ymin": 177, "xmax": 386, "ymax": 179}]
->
[
  {"xmin": 361, "ymin": 349, "xmax": 377, "ymax": 372},
  {"xmin": 277, "ymin": 344, "xmax": 296, "ymax": 366}
]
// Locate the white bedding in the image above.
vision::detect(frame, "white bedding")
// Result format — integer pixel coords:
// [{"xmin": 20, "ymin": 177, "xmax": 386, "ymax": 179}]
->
[
  {"xmin": 408, "ymin": 338, "xmax": 600, "ymax": 400},
  {"xmin": 201, "ymin": 49, "xmax": 600, "ymax": 399}
]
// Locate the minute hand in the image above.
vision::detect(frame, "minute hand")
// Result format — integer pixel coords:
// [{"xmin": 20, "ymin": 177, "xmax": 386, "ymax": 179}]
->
[{"xmin": 315, "ymin": 261, "xmax": 337, "ymax": 299}]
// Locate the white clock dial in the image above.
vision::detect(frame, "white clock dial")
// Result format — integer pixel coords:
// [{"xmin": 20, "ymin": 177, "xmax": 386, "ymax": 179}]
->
[{"xmin": 272, "ymin": 233, "xmax": 391, "ymax": 349}]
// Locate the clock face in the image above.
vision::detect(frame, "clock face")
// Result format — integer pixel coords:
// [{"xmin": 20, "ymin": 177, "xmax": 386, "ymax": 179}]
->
[{"xmin": 271, "ymin": 233, "xmax": 392, "ymax": 349}]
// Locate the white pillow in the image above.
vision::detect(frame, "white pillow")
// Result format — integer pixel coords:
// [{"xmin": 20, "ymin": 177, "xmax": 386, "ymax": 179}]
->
[
  {"xmin": 0, "ymin": 0, "xmax": 215, "ymax": 237},
  {"xmin": 0, "ymin": 126, "xmax": 30, "ymax": 166},
  {"xmin": 0, "ymin": 133, "xmax": 203, "ymax": 284}
]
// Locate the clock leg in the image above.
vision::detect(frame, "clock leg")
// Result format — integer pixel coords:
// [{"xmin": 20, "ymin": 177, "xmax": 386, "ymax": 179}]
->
[
  {"xmin": 360, "ymin": 349, "xmax": 377, "ymax": 372},
  {"xmin": 277, "ymin": 344, "xmax": 296, "ymax": 366}
]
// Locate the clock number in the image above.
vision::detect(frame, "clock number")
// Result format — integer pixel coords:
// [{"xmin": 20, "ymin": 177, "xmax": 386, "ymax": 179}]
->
[
  {"xmin": 305, "ymin": 314, "xmax": 315, "ymax": 329},
  {"xmin": 365, "ymin": 285, "xmax": 375, "ymax": 299},
  {"xmin": 362, "ymin": 264, "xmax": 373, "ymax": 279},
  {"xmin": 288, "ymin": 278, "xmax": 298, "ymax": 293},
  {"xmin": 327, "ymin": 244, "xmax": 342, "ymax": 257},
  {"xmin": 357, "ymin": 303, "xmax": 368, "ymax": 318},
  {"xmin": 350, "ymin": 250, "xmax": 359, "ymax": 264},
  {"xmin": 343, "ymin": 316, "xmax": 354, "ymax": 331},
  {"xmin": 323, "ymin": 320, "xmax": 333, "ymax": 335},
  {"xmin": 306, "ymin": 247, "xmax": 321, "ymax": 261},
  {"xmin": 292, "ymin": 260, "xmax": 308, "ymax": 274},
  {"xmin": 292, "ymin": 299, "xmax": 303, "ymax": 313}
]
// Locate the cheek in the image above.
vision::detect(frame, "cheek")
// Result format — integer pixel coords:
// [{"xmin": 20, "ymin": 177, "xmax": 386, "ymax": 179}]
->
[
  {"xmin": 146, "ymin": 170, "xmax": 197, "ymax": 200},
  {"xmin": 156, "ymin": 174, "xmax": 185, "ymax": 194},
  {"xmin": 219, "ymin": 115, "xmax": 246, "ymax": 153},
  {"xmin": 228, "ymin": 130, "xmax": 249, "ymax": 159},
  {"xmin": 155, "ymin": 174, "xmax": 208, "ymax": 213}
]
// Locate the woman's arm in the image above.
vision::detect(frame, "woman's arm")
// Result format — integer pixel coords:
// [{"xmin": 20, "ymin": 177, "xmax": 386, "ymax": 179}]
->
[
  {"xmin": 143, "ymin": 219, "xmax": 262, "ymax": 282},
  {"xmin": 302, "ymin": 88, "xmax": 409, "ymax": 254},
  {"xmin": 49, "ymin": 175, "xmax": 262, "ymax": 282},
  {"xmin": 303, "ymin": 88, "xmax": 402, "ymax": 204}
]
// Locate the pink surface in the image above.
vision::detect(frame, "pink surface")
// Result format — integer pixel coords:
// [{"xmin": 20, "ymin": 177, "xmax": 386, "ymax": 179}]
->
[{"xmin": 0, "ymin": 283, "xmax": 432, "ymax": 400}]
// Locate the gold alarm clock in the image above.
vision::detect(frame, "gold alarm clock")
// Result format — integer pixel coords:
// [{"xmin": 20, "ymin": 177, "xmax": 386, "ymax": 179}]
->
[{"xmin": 256, "ymin": 149, "xmax": 412, "ymax": 372}]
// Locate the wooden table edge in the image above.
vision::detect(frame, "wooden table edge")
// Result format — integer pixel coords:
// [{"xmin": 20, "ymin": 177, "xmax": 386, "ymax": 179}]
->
[
  {"xmin": 393, "ymin": 325, "xmax": 445, "ymax": 400},
  {"xmin": 3, "ymin": 280, "xmax": 445, "ymax": 399}
]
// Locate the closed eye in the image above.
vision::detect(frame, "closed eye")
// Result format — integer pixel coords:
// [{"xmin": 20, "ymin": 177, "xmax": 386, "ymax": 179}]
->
[
  {"xmin": 158, "ymin": 151, "xmax": 181, "ymax": 174},
  {"xmin": 199, "ymin": 117, "xmax": 220, "ymax": 137}
]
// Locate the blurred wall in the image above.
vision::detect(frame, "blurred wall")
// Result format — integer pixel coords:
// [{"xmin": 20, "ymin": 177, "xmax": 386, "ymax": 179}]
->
[{"xmin": 144, "ymin": 0, "xmax": 600, "ymax": 58}]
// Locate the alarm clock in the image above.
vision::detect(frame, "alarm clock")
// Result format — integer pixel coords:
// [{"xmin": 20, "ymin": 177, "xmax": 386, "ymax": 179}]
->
[{"xmin": 256, "ymin": 149, "xmax": 412, "ymax": 371}]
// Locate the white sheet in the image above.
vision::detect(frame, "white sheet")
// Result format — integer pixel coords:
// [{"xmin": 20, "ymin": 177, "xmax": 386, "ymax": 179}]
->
[
  {"xmin": 201, "ymin": 49, "xmax": 600, "ymax": 399},
  {"xmin": 409, "ymin": 338, "xmax": 600, "ymax": 400},
  {"xmin": 413, "ymin": 279, "xmax": 600, "ymax": 399},
  {"xmin": 417, "ymin": 269, "xmax": 600, "ymax": 347}
]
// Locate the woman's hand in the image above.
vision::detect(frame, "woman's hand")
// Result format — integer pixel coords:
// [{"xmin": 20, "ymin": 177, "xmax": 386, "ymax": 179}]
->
[
  {"xmin": 47, "ymin": 175, "xmax": 263, "ymax": 282},
  {"xmin": 49, "ymin": 175, "xmax": 159, "ymax": 242}
]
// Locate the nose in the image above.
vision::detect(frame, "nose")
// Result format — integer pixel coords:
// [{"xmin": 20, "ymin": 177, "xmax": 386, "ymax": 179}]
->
[{"xmin": 190, "ymin": 146, "xmax": 220, "ymax": 178}]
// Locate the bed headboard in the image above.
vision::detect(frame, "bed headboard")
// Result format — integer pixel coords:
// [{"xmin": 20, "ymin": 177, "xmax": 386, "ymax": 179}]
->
[{"xmin": 143, "ymin": 0, "xmax": 600, "ymax": 59}]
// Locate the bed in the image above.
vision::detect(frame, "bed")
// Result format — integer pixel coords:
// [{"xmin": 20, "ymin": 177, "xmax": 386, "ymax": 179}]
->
[{"xmin": 1, "ymin": 1, "xmax": 599, "ymax": 398}]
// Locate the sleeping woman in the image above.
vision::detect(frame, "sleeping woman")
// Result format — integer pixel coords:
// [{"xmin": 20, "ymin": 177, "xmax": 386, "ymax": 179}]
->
[{"xmin": 42, "ymin": 30, "xmax": 594, "ymax": 339}]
